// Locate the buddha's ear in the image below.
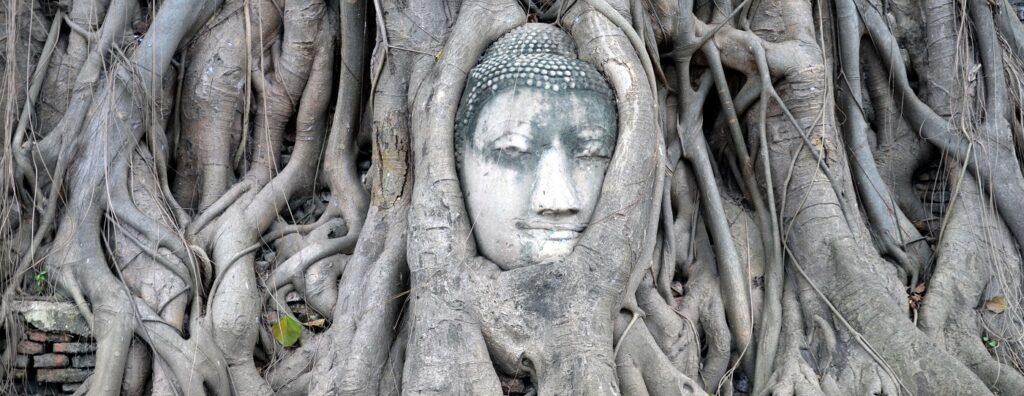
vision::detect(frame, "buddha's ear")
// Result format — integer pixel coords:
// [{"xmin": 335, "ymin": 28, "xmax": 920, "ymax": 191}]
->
[{"xmin": 559, "ymin": 1, "xmax": 664, "ymax": 294}]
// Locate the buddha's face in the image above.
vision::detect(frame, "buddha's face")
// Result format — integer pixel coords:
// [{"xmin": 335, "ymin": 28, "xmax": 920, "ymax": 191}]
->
[{"xmin": 459, "ymin": 88, "xmax": 617, "ymax": 270}]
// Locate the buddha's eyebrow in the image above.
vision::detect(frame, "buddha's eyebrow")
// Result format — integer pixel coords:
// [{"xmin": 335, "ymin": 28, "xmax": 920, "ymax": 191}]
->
[
  {"xmin": 494, "ymin": 120, "xmax": 533, "ymax": 139},
  {"xmin": 576, "ymin": 126, "xmax": 613, "ymax": 141}
]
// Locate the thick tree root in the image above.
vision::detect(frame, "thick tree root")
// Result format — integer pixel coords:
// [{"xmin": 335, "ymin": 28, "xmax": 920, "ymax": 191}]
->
[{"xmin": 8, "ymin": 0, "xmax": 1024, "ymax": 394}]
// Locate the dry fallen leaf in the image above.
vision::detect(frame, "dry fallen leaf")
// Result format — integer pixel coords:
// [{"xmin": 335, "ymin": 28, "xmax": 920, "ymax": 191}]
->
[
  {"xmin": 304, "ymin": 319, "xmax": 326, "ymax": 327},
  {"xmin": 985, "ymin": 296, "xmax": 1008, "ymax": 314}
]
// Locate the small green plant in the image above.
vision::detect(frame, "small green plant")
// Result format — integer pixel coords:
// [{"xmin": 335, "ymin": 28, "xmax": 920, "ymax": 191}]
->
[
  {"xmin": 33, "ymin": 270, "xmax": 47, "ymax": 294},
  {"xmin": 982, "ymin": 335, "xmax": 998, "ymax": 349}
]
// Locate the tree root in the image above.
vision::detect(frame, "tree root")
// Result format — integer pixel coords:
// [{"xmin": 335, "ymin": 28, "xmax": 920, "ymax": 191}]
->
[
  {"xmin": 8, "ymin": 0, "xmax": 1024, "ymax": 394},
  {"xmin": 615, "ymin": 312, "xmax": 704, "ymax": 395}
]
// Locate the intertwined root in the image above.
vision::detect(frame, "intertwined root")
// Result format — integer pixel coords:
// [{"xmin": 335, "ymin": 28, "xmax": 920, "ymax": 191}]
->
[{"xmin": 6, "ymin": 0, "xmax": 1024, "ymax": 394}]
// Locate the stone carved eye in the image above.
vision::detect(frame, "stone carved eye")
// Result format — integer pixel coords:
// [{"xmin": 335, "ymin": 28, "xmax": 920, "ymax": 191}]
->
[
  {"xmin": 576, "ymin": 139, "xmax": 612, "ymax": 160},
  {"xmin": 492, "ymin": 133, "xmax": 531, "ymax": 160},
  {"xmin": 498, "ymin": 145, "xmax": 527, "ymax": 159}
]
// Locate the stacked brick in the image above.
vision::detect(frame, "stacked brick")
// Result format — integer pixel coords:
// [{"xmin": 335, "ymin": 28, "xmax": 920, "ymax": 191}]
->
[{"xmin": 10, "ymin": 300, "xmax": 96, "ymax": 395}]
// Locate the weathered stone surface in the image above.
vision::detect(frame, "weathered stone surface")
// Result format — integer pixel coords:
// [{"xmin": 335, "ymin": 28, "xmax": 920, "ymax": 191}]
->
[
  {"xmin": 456, "ymin": 24, "xmax": 617, "ymax": 271},
  {"xmin": 36, "ymin": 368, "xmax": 91, "ymax": 383},
  {"xmin": 52, "ymin": 342, "xmax": 96, "ymax": 354},
  {"xmin": 12, "ymin": 300, "xmax": 90, "ymax": 336},
  {"xmin": 14, "ymin": 355, "xmax": 29, "ymax": 368},
  {"xmin": 72, "ymin": 354, "xmax": 96, "ymax": 368},
  {"xmin": 16, "ymin": 340, "xmax": 44, "ymax": 355},
  {"xmin": 27, "ymin": 329, "xmax": 74, "ymax": 343},
  {"xmin": 34, "ymin": 353, "xmax": 69, "ymax": 368}
]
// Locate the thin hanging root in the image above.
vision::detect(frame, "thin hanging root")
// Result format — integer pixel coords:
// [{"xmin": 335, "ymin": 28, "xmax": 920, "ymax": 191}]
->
[
  {"xmin": 266, "ymin": 284, "xmax": 297, "ymax": 321},
  {"xmin": 616, "ymin": 312, "xmax": 705, "ymax": 395},
  {"xmin": 703, "ymin": 44, "xmax": 772, "ymax": 235},
  {"xmin": 769, "ymin": 88, "xmax": 852, "ymax": 225},
  {"xmin": 808, "ymin": 314, "xmax": 837, "ymax": 373},
  {"xmin": 689, "ymin": 0, "xmax": 752, "ymax": 53},
  {"xmin": 203, "ymin": 241, "xmax": 261, "ymax": 313},
  {"xmin": 783, "ymin": 243, "xmax": 909, "ymax": 394},
  {"xmin": 657, "ymin": 186, "xmax": 676, "ymax": 302},
  {"xmin": 69, "ymin": 377, "xmax": 93, "ymax": 396},
  {"xmin": 752, "ymin": 40, "xmax": 784, "ymax": 396},
  {"xmin": 268, "ymin": 233, "xmax": 358, "ymax": 294},
  {"xmin": 11, "ymin": 9, "xmax": 63, "ymax": 150},
  {"xmin": 108, "ymin": 186, "xmax": 193, "ymax": 268},
  {"xmin": 186, "ymin": 181, "xmax": 251, "ymax": 234},
  {"xmin": 582, "ymin": 0, "xmax": 658, "ymax": 100},
  {"xmin": 133, "ymin": 299, "xmax": 233, "ymax": 395},
  {"xmin": 106, "ymin": 214, "xmax": 192, "ymax": 288},
  {"xmin": 236, "ymin": 0, "xmax": 254, "ymax": 169},
  {"xmin": 614, "ymin": 310, "xmax": 641, "ymax": 357},
  {"xmin": 62, "ymin": 14, "xmax": 98, "ymax": 42},
  {"xmin": 263, "ymin": 210, "xmax": 343, "ymax": 245},
  {"xmin": 63, "ymin": 274, "xmax": 95, "ymax": 329},
  {"xmin": 0, "ymin": 133, "xmax": 73, "ymax": 330},
  {"xmin": 34, "ymin": 0, "xmax": 139, "ymax": 162},
  {"xmin": 630, "ymin": 0, "xmax": 669, "ymax": 89},
  {"xmin": 704, "ymin": 47, "xmax": 783, "ymax": 375},
  {"xmin": 678, "ymin": 121, "xmax": 754, "ymax": 373},
  {"xmin": 674, "ymin": 14, "xmax": 759, "ymax": 378},
  {"xmin": 835, "ymin": 0, "xmax": 927, "ymax": 288},
  {"xmin": 856, "ymin": 0, "xmax": 1024, "ymax": 250}
]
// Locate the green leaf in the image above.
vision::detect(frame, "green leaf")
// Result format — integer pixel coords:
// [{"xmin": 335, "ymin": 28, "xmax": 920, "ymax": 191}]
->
[
  {"xmin": 271, "ymin": 316, "xmax": 302, "ymax": 347},
  {"xmin": 33, "ymin": 270, "xmax": 47, "ymax": 293}
]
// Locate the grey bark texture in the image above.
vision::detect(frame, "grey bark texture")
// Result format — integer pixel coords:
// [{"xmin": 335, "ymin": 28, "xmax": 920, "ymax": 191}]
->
[{"xmin": 4, "ymin": 0, "xmax": 1024, "ymax": 395}]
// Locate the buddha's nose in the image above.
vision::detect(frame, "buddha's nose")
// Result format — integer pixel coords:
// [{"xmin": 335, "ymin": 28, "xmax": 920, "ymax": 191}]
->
[{"xmin": 531, "ymin": 149, "xmax": 581, "ymax": 216}]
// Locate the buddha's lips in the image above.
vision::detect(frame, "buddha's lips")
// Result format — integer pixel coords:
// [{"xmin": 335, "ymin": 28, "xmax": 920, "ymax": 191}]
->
[
  {"xmin": 515, "ymin": 221, "xmax": 586, "ymax": 232},
  {"xmin": 515, "ymin": 221, "xmax": 586, "ymax": 240}
]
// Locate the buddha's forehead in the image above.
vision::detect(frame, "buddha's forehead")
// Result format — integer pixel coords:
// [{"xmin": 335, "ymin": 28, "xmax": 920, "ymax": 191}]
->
[{"xmin": 471, "ymin": 88, "xmax": 617, "ymax": 145}]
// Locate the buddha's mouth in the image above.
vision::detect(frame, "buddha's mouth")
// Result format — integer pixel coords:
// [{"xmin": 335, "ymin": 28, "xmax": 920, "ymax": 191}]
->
[{"xmin": 515, "ymin": 221, "xmax": 586, "ymax": 241}]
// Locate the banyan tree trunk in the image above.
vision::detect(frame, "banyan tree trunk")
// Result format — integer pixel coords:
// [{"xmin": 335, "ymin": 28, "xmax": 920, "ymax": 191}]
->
[{"xmin": 3, "ymin": 0, "xmax": 1024, "ymax": 394}]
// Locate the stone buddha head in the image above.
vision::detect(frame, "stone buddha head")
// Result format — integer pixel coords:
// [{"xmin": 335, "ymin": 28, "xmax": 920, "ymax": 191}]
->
[{"xmin": 456, "ymin": 23, "xmax": 617, "ymax": 270}]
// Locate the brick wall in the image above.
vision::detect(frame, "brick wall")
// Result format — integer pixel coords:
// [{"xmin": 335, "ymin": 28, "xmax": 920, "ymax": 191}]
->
[{"xmin": 9, "ymin": 300, "xmax": 95, "ymax": 395}]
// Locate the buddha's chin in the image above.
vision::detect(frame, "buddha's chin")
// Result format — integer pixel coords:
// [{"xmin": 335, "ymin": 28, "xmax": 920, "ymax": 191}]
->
[
  {"xmin": 484, "ymin": 234, "xmax": 581, "ymax": 270},
  {"xmin": 520, "ymin": 237, "xmax": 578, "ymax": 266}
]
